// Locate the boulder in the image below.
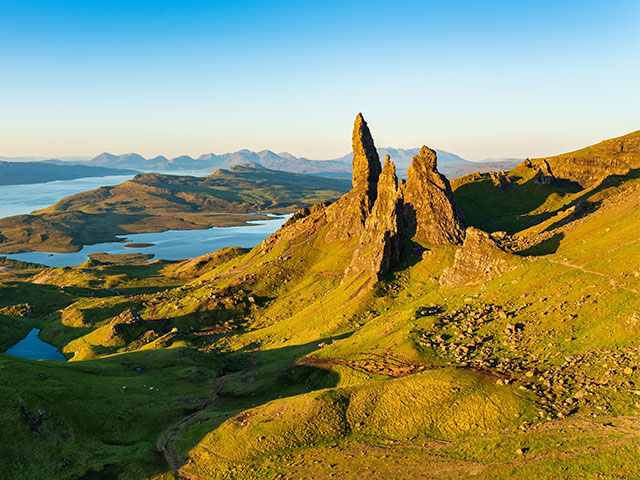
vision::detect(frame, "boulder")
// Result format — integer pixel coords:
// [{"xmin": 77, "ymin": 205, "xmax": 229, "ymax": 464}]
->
[{"xmin": 440, "ymin": 227, "xmax": 516, "ymax": 287}]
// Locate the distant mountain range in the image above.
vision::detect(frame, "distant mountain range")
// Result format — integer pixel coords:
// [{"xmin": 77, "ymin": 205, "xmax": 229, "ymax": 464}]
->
[{"xmin": 44, "ymin": 149, "xmax": 521, "ymax": 179}]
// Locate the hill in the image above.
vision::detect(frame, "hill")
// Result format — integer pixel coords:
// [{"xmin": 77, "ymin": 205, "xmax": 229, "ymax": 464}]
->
[
  {"xmin": 0, "ymin": 116, "xmax": 638, "ymax": 479},
  {"xmin": 521, "ymin": 130, "xmax": 640, "ymax": 187},
  {"xmin": 0, "ymin": 161, "xmax": 137, "ymax": 186},
  {"xmin": 451, "ymin": 130, "xmax": 640, "ymax": 235},
  {"xmin": 0, "ymin": 166, "xmax": 350, "ymax": 253}
]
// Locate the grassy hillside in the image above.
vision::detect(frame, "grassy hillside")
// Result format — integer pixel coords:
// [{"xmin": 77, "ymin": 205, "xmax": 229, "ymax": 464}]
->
[
  {"xmin": 0, "ymin": 128, "xmax": 639, "ymax": 479},
  {"xmin": 524, "ymin": 130, "xmax": 639, "ymax": 187},
  {"xmin": 0, "ymin": 166, "xmax": 350, "ymax": 254}
]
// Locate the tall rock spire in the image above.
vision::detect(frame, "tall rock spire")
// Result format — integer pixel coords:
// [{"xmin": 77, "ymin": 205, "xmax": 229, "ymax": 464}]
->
[
  {"xmin": 324, "ymin": 113, "xmax": 382, "ymax": 242},
  {"xmin": 352, "ymin": 113, "xmax": 382, "ymax": 190},
  {"xmin": 267, "ymin": 115, "xmax": 466, "ymax": 287},
  {"xmin": 344, "ymin": 155, "xmax": 402, "ymax": 280}
]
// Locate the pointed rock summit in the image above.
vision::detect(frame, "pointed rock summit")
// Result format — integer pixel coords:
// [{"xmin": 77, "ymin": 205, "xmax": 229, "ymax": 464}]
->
[
  {"xmin": 324, "ymin": 114, "xmax": 383, "ymax": 242},
  {"xmin": 352, "ymin": 113, "xmax": 382, "ymax": 190},
  {"xmin": 401, "ymin": 146, "xmax": 466, "ymax": 245}
]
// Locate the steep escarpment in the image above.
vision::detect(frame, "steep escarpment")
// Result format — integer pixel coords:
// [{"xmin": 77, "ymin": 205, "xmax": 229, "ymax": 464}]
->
[{"xmin": 523, "ymin": 130, "xmax": 640, "ymax": 187}]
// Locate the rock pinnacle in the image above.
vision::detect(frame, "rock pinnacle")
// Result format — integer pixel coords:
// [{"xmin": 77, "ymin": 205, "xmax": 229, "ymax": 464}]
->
[{"xmin": 352, "ymin": 113, "xmax": 382, "ymax": 190}]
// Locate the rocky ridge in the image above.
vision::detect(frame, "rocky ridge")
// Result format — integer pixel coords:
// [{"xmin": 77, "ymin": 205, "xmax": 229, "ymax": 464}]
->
[{"xmin": 523, "ymin": 130, "xmax": 640, "ymax": 187}]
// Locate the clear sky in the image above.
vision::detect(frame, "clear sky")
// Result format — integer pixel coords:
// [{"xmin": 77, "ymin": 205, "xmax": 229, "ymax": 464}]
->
[{"xmin": 0, "ymin": 0, "xmax": 638, "ymax": 161}]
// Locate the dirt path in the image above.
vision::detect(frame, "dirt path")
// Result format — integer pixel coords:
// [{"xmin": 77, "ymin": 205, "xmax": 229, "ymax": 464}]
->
[
  {"xmin": 546, "ymin": 258, "xmax": 639, "ymax": 296},
  {"xmin": 157, "ymin": 394, "xmax": 217, "ymax": 480}
]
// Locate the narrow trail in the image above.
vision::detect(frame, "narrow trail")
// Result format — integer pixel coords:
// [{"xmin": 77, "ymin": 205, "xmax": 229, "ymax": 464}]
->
[
  {"xmin": 546, "ymin": 258, "xmax": 639, "ymax": 296},
  {"xmin": 157, "ymin": 393, "xmax": 217, "ymax": 480}
]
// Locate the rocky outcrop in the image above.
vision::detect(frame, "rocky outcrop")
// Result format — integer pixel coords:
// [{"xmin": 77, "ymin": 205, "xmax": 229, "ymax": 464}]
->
[
  {"xmin": 532, "ymin": 160, "xmax": 555, "ymax": 185},
  {"xmin": 344, "ymin": 155, "xmax": 403, "ymax": 280},
  {"xmin": 490, "ymin": 170, "xmax": 511, "ymax": 190},
  {"xmin": 440, "ymin": 227, "xmax": 516, "ymax": 287},
  {"xmin": 401, "ymin": 146, "xmax": 466, "ymax": 245},
  {"xmin": 263, "ymin": 114, "xmax": 467, "ymax": 285},
  {"xmin": 524, "ymin": 130, "xmax": 640, "ymax": 187}
]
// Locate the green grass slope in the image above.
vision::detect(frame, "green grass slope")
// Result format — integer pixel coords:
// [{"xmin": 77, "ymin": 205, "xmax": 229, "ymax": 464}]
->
[{"xmin": 0, "ymin": 130, "xmax": 639, "ymax": 479}]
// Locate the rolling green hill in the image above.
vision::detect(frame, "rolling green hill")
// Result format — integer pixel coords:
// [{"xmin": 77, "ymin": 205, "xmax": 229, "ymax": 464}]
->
[{"xmin": 0, "ymin": 117, "xmax": 638, "ymax": 479}]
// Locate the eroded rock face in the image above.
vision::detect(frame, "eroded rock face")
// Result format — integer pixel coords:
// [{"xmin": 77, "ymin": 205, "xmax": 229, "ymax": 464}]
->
[
  {"xmin": 532, "ymin": 160, "xmax": 555, "ymax": 185},
  {"xmin": 344, "ymin": 155, "xmax": 402, "ymax": 280},
  {"xmin": 352, "ymin": 113, "xmax": 382, "ymax": 191},
  {"xmin": 262, "ymin": 114, "xmax": 467, "ymax": 285},
  {"xmin": 325, "ymin": 114, "xmax": 382, "ymax": 242},
  {"xmin": 440, "ymin": 227, "xmax": 515, "ymax": 287},
  {"xmin": 524, "ymin": 130, "xmax": 640, "ymax": 187},
  {"xmin": 490, "ymin": 171, "xmax": 511, "ymax": 190},
  {"xmin": 401, "ymin": 146, "xmax": 466, "ymax": 245}
]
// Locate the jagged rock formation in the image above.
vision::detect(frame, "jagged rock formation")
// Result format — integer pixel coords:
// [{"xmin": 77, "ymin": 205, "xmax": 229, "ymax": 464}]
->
[
  {"xmin": 344, "ymin": 155, "xmax": 402, "ymax": 281},
  {"xmin": 265, "ymin": 114, "xmax": 466, "ymax": 284},
  {"xmin": 524, "ymin": 130, "xmax": 640, "ymax": 187},
  {"xmin": 324, "ymin": 114, "xmax": 382, "ymax": 243},
  {"xmin": 489, "ymin": 170, "xmax": 511, "ymax": 190},
  {"xmin": 440, "ymin": 227, "xmax": 516, "ymax": 287},
  {"xmin": 401, "ymin": 146, "xmax": 466, "ymax": 245},
  {"xmin": 532, "ymin": 159, "xmax": 555, "ymax": 185}
]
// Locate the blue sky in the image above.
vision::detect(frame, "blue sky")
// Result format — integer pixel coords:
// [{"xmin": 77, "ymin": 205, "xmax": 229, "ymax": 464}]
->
[{"xmin": 0, "ymin": 0, "xmax": 638, "ymax": 160}]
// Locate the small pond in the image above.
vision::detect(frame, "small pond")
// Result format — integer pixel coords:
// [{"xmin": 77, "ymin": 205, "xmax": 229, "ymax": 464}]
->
[{"xmin": 4, "ymin": 328, "xmax": 66, "ymax": 361}]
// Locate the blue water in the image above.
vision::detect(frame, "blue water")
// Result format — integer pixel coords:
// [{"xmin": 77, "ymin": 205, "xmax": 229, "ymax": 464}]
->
[
  {"xmin": 4, "ymin": 328, "xmax": 66, "ymax": 361},
  {"xmin": 0, "ymin": 172, "xmax": 210, "ymax": 218},
  {"xmin": 0, "ymin": 175, "xmax": 135, "ymax": 218},
  {"xmin": 0, "ymin": 174, "xmax": 290, "ymax": 267},
  {"xmin": 3, "ymin": 215, "xmax": 288, "ymax": 267}
]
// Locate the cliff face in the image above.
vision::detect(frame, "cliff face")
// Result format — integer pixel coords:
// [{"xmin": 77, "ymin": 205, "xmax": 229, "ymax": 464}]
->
[
  {"xmin": 524, "ymin": 130, "xmax": 640, "ymax": 187},
  {"xmin": 270, "ymin": 113, "xmax": 467, "ymax": 284}
]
